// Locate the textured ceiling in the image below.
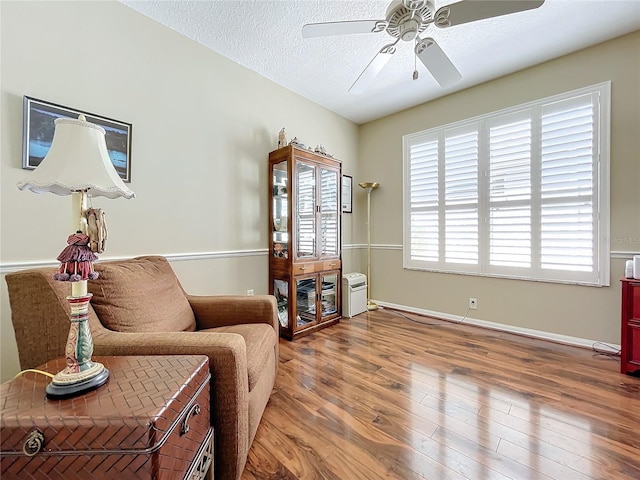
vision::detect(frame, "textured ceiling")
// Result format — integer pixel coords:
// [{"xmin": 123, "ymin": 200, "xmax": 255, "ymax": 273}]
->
[{"xmin": 121, "ymin": 0, "xmax": 640, "ymax": 124}]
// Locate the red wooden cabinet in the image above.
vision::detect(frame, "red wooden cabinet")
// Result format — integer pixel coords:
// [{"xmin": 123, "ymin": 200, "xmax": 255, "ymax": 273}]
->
[{"xmin": 620, "ymin": 279, "xmax": 640, "ymax": 375}]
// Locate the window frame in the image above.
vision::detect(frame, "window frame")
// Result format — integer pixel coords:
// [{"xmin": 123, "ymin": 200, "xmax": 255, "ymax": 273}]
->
[{"xmin": 402, "ymin": 82, "xmax": 611, "ymax": 286}]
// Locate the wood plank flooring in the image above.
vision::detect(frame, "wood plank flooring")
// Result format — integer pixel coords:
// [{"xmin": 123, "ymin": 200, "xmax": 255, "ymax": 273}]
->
[{"xmin": 241, "ymin": 308, "xmax": 640, "ymax": 480}]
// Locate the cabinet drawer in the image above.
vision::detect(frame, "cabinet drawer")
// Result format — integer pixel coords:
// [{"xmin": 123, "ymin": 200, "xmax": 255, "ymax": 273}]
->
[
  {"xmin": 323, "ymin": 259, "xmax": 341, "ymax": 271},
  {"xmin": 294, "ymin": 260, "xmax": 341, "ymax": 275},
  {"xmin": 293, "ymin": 263, "xmax": 315, "ymax": 275}
]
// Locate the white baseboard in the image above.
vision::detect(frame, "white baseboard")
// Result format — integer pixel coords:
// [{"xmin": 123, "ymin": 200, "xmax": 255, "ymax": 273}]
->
[{"xmin": 374, "ymin": 299, "xmax": 621, "ymax": 352}]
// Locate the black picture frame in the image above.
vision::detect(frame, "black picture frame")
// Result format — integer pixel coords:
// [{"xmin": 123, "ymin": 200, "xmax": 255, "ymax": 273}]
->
[
  {"xmin": 342, "ymin": 174, "xmax": 353, "ymax": 213},
  {"xmin": 22, "ymin": 96, "xmax": 132, "ymax": 182}
]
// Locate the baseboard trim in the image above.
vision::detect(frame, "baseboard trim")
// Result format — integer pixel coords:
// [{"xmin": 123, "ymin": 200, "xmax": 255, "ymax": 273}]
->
[{"xmin": 373, "ymin": 299, "xmax": 621, "ymax": 352}]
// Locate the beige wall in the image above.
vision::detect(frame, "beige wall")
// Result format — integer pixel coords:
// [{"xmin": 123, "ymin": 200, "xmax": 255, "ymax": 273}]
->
[
  {"xmin": 1, "ymin": 1, "xmax": 637, "ymax": 382},
  {"xmin": 359, "ymin": 31, "xmax": 640, "ymax": 344},
  {"xmin": 0, "ymin": 1, "xmax": 359, "ymax": 381}
]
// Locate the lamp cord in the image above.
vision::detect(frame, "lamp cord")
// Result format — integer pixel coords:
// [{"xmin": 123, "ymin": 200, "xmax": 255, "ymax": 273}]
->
[
  {"xmin": 591, "ymin": 342, "xmax": 621, "ymax": 358},
  {"xmin": 14, "ymin": 369, "xmax": 55, "ymax": 380}
]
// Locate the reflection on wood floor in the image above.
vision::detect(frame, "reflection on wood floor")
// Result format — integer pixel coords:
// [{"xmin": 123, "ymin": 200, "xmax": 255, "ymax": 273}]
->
[{"xmin": 242, "ymin": 308, "xmax": 640, "ymax": 480}]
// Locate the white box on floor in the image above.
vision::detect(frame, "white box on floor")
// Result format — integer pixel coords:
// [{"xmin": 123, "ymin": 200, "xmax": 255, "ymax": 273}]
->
[{"xmin": 342, "ymin": 273, "xmax": 367, "ymax": 318}]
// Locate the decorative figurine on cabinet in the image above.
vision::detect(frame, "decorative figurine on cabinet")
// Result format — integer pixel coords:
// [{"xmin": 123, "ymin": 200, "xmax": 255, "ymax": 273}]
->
[
  {"xmin": 278, "ymin": 128, "xmax": 287, "ymax": 148},
  {"xmin": 289, "ymin": 137, "xmax": 304, "ymax": 148}
]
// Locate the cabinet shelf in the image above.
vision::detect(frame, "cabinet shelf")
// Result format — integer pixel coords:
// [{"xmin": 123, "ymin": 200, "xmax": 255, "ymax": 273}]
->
[{"xmin": 268, "ymin": 145, "xmax": 342, "ymax": 340}]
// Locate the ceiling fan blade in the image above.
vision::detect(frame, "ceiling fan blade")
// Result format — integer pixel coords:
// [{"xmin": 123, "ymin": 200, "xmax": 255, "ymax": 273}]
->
[
  {"xmin": 302, "ymin": 20, "xmax": 387, "ymax": 38},
  {"xmin": 415, "ymin": 37, "xmax": 461, "ymax": 87},
  {"xmin": 434, "ymin": 0, "xmax": 544, "ymax": 28},
  {"xmin": 349, "ymin": 42, "xmax": 398, "ymax": 94}
]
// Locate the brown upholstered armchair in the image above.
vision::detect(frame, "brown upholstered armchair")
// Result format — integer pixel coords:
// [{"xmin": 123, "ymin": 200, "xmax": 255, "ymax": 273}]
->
[{"xmin": 5, "ymin": 256, "xmax": 278, "ymax": 480}]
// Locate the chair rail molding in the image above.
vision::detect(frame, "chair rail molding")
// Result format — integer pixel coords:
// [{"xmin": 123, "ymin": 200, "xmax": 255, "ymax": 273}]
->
[
  {"xmin": 0, "ymin": 248, "xmax": 268, "ymax": 274},
  {"xmin": 2, "ymin": 246, "xmax": 635, "ymax": 274}
]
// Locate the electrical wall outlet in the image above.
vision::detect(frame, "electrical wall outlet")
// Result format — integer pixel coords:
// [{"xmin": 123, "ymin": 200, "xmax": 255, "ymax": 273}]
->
[
  {"xmin": 469, "ymin": 297, "xmax": 478, "ymax": 309},
  {"xmin": 246, "ymin": 289, "xmax": 254, "ymax": 296}
]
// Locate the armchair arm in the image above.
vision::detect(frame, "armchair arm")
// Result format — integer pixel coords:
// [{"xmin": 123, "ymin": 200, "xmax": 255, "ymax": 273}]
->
[
  {"xmin": 90, "ymin": 327, "xmax": 250, "ymax": 480},
  {"xmin": 187, "ymin": 294, "xmax": 278, "ymax": 332},
  {"xmin": 91, "ymin": 327, "xmax": 249, "ymax": 408}
]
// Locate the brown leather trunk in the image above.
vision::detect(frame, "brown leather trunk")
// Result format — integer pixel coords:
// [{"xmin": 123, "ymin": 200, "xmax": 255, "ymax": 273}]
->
[{"xmin": 0, "ymin": 355, "xmax": 212, "ymax": 480}]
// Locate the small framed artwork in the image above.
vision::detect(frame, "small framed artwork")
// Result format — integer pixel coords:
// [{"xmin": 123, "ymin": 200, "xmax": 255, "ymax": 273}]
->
[
  {"xmin": 22, "ymin": 96, "xmax": 132, "ymax": 182},
  {"xmin": 342, "ymin": 174, "xmax": 353, "ymax": 213}
]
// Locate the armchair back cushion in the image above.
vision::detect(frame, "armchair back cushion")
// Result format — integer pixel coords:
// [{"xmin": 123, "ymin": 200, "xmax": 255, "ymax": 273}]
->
[{"xmin": 89, "ymin": 256, "xmax": 196, "ymax": 333}]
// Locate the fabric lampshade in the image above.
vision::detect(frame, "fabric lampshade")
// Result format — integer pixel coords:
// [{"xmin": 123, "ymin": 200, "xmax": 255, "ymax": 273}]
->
[{"xmin": 17, "ymin": 116, "xmax": 135, "ymax": 199}]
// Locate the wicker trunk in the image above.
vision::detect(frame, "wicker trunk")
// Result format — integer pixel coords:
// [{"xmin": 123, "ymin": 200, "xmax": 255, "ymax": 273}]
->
[{"xmin": 0, "ymin": 355, "xmax": 213, "ymax": 480}]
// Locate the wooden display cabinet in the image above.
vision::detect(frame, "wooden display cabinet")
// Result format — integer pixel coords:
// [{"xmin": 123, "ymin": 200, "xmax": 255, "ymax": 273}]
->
[
  {"xmin": 620, "ymin": 278, "xmax": 640, "ymax": 375},
  {"xmin": 269, "ymin": 145, "xmax": 342, "ymax": 340}
]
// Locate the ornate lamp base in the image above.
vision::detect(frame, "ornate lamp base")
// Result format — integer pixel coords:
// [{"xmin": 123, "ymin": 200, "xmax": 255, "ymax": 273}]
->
[
  {"xmin": 46, "ymin": 293, "xmax": 109, "ymax": 399},
  {"xmin": 46, "ymin": 364, "xmax": 109, "ymax": 399}
]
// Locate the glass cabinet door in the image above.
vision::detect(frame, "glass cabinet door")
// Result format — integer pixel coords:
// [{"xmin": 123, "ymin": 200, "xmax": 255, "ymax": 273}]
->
[
  {"xmin": 273, "ymin": 279, "xmax": 289, "ymax": 328},
  {"xmin": 320, "ymin": 168, "xmax": 339, "ymax": 257},
  {"xmin": 296, "ymin": 161, "xmax": 316, "ymax": 259},
  {"xmin": 320, "ymin": 273, "xmax": 338, "ymax": 318},
  {"xmin": 272, "ymin": 160, "xmax": 288, "ymax": 258},
  {"xmin": 295, "ymin": 277, "xmax": 317, "ymax": 327}
]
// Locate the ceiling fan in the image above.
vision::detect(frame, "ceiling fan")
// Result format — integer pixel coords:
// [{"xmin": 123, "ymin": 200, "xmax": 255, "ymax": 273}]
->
[{"xmin": 302, "ymin": 0, "xmax": 545, "ymax": 93}]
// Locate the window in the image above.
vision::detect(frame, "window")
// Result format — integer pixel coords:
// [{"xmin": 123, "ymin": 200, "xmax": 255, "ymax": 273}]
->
[{"xmin": 403, "ymin": 82, "xmax": 610, "ymax": 286}]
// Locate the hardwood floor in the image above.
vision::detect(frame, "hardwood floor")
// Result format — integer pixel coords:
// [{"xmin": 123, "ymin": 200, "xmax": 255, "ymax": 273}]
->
[{"xmin": 242, "ymin": 308, "xmax": 640, "ymax": 480}]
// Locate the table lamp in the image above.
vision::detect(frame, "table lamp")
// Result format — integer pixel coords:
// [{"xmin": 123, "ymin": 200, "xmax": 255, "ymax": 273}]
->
[
  {"xmin": 17, "ymin": 114, "xmax": 135, "ymax": 398},
  {"xmin": 358, "ymin": 181, "xmax": 380, "ymax": 311}
]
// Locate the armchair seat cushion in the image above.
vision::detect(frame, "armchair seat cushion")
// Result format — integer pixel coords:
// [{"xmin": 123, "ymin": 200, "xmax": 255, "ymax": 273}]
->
[
  {"xmin": 89, "ymin": 256, "xmax": 196, "ymax": 333},
  {"xmin": 203, "ymin": 323, "xmax": 276, "ymax": 391}
]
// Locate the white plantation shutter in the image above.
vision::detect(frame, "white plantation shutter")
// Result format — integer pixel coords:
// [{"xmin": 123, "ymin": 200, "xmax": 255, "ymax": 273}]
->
[
  {"xmin": 408, "ymin": 135, "xmax": 439, "ymax": 262},
  {"xmin": 444, "ymin": 127, "xmax": 479, "ymax": 265},
  {"xmin": 489, "ymin": 112, "xmax": 532, "ymax": 270},
  {"xmin": 403, "ymin": 82, "xmax": 610, "ymax": 286},
  {"xmin": 540, "ymin": 95, "xmax": 595, "ymax": 274}
]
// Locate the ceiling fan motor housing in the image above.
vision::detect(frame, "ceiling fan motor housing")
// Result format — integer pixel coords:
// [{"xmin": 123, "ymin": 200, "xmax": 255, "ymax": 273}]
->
[{"xmin": 386, "ymin": 0, "xmax": 434, "ymax": 41}]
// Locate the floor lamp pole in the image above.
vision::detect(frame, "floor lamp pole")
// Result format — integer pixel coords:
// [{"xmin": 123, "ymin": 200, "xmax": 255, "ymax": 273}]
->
[{"xmin": 359, "ymin": 182, "xmax": 380, "ymax": 311}]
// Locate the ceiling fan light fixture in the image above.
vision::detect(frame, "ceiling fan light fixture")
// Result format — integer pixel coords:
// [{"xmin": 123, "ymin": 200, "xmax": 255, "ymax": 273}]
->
[
  {"xmin": 400, "ymin": 18, "xmax": 419, "ymax": 41},
  {"xmin": 386, "ymin": 0, "xmax": 434, "ymax": 39}
]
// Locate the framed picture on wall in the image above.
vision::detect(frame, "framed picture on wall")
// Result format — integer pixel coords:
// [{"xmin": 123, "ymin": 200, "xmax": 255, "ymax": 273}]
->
[
  {"xmin": 342, "ymin": 174, "xmax": 353, "ymax": 213},
  {"xmin": 22, "ymin": 96, "xmax": 132, "ymax": 182}
]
